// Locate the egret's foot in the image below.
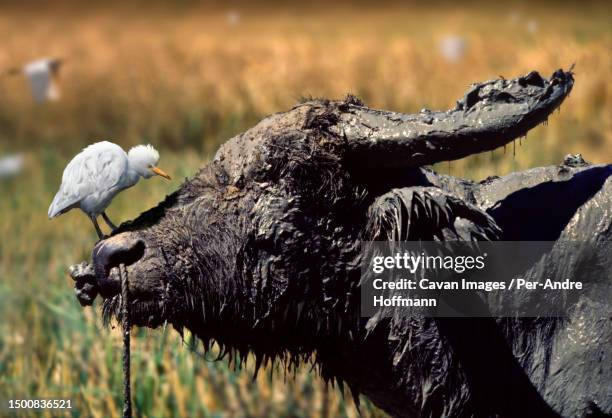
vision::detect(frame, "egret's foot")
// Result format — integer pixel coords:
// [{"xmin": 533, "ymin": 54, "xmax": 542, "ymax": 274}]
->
[{"xmin": 94, "ymin": 233, "xmax": 109, "ymax": 242}]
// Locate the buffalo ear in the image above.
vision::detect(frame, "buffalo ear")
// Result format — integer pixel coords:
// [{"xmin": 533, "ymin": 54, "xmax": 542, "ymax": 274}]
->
[{"xmin": 365, "ymin": 186, "xmax": 500, "ymax": 241}]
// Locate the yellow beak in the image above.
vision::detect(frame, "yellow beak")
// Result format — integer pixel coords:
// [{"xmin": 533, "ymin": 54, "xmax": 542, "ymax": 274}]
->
[{"xmin": 150, "ymin": 166, "xmax": 171, "ymax": 180}]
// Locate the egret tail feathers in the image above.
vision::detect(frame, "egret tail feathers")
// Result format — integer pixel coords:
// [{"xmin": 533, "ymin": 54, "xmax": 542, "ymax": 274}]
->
[{"xmin": 48, "ymin": 190, "xmax": 78, "ymax": 218}]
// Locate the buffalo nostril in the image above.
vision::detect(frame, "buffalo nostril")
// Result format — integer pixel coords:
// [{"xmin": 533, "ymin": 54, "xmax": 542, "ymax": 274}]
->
[{"xmin": 93, "ymin": 234, "xmax": 146, "ymax": 279}]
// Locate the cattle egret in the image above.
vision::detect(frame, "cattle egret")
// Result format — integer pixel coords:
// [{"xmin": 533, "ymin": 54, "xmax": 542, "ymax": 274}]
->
[
  {"xmin": 25, "ymin": 58, "xmax": 63, "ymax": 102},
  {"xmin": 48, "ymin": 141, "xmax": 171, "ymax": 239},
  {"xmin": 3, "ymin": 58, "xmax": 63, "ymax": 102}
]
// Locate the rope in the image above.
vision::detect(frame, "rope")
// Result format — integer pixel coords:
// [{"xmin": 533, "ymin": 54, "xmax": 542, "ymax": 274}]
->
[{"xmin": 120, "ymin": 263, "xmax": 132, "ymax": 418}]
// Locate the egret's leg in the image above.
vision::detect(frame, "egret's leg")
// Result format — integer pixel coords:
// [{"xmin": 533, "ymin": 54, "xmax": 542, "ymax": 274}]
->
[
  {"xmin": 102, "ymin": 212, "xmax": 118, "ymax": 230},
  {"xmin": 90, "ymin": 215, "xmax": 105, "ymax": 240}
]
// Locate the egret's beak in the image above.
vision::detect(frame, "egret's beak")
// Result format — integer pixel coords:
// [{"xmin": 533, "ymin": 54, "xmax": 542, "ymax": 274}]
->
[{"xmin": 150, "ymin": 166, "xmax": 171, "ymax": 180}]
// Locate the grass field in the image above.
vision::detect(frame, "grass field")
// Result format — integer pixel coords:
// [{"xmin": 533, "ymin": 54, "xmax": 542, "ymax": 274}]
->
[{"xmin": 0, "ymin": 2, "xmax": 610, "ymax": 417}]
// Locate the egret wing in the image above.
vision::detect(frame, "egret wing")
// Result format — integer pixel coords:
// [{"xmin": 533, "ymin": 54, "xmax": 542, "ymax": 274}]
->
[{"xmin": 48, "ymin": 143, "xmax": 127, "ymax": 217}]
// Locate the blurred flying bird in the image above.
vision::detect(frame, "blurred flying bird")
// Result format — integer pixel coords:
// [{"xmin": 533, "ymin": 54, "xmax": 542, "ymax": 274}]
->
[
  {"xmin": 226, "ymin": 10, "xmax": 241, "ymax": 26},
  {"xmin": 0, "ymin": 154, "xmax": 24, "ymax": 179},
  {"xmin": 527, "ymin": 20, "xmax": 539, "ymax": 34},
  {"xmin": 439, "ymin": 36, "xmax": 468, "ymax": 63},
  {"xmin": 3, "ymin": 58, "xmax": 64, "ymax": 102},
  {"xmin": 48, "ymin": 142, "xmax": 171, "ymax": 239}
]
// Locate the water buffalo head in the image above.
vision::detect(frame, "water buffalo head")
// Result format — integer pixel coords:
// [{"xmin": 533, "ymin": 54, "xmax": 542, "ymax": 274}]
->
[{"xmin": 71, "ymin": 68, "xmax": 576, "ymax": 359}]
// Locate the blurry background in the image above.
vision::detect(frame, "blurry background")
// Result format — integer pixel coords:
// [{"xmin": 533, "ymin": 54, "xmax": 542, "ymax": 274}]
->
[{"xmin": 0, "ymin": 1, "xmax": 610, "ymax": 417}]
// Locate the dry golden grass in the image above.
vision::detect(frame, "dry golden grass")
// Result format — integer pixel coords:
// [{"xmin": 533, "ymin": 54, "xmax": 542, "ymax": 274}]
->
[
  {"xmin": 0, "ymin": 2, "xmax": 610, "ymax": 417},
  {"xmin": 0, "ymin": 2, "xmax": 610, "ymax": 166}
]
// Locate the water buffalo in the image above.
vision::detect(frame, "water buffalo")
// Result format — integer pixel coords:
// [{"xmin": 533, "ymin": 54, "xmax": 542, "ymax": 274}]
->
[{"xmin": 70, "ymin": 68, "xmax": 612, "ymax": 418}]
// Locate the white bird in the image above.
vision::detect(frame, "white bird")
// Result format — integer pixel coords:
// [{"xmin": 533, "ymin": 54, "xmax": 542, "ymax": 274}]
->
[
  {"xmin": 0, "ymin": 154, "xmax": 24, "ymax": 179},
  {"xmin": 438, "ymin": 36, "xmax": 468, "ymax": 63},
  {"xmin": 48, "ymin": 141, "xmax": 171, "ymax": 239},
  {"xmin": 4, "ymin": 58, "xmax": 63, "ymax": 102}
]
